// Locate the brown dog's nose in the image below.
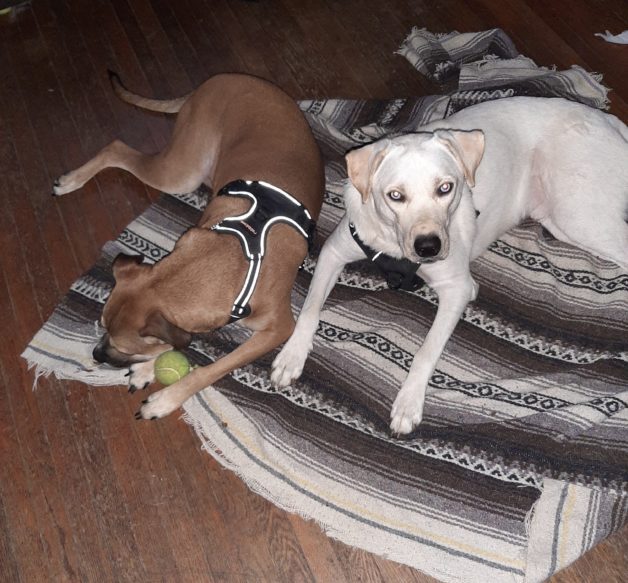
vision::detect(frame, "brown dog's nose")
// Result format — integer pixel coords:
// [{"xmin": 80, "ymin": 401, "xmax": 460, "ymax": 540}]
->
[
  {"xmin": 414, "ymin": 235, "xmax": 441, "ymax": 258},
  {"xmin": 93, "ymin": 334, "xmax": 111, "ymax": 363},
  {"xmin": 92, "ymin": 343, "xmax": 108, "ymax": 363}
]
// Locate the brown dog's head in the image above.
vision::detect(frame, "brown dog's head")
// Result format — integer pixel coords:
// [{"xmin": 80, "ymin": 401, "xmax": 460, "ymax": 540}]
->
[{"xmin": 93, "ymin": 254, "xmax": 191, "ymax": 367}]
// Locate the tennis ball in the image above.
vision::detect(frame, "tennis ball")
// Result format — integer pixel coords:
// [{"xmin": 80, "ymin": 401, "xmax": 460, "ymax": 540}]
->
[{"xmin": 154, "ymin": 350, "xmax": 191, "ymax": 385}]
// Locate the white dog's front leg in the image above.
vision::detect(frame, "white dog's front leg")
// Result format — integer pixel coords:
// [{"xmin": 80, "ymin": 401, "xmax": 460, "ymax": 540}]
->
[
  {"xmin": 390, "ymin": 276, "xmax": 476, "ymax": 434},
  {"xmin": 271, "ymin": 219, "xmax": 364, "ymax": 387}
]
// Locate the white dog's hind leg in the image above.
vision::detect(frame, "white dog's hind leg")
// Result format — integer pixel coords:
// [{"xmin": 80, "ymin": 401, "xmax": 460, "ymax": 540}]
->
[
  {"xmin": 390, "ymin": 274, "xmax": 476, "ymax": 435},
  {"xmin": 541, "ymin": 216, "xmax": 628, "ymax": 271},
  {"xmin": 271, "ymin": 220, "xmax": 365, "ymax": 388}
]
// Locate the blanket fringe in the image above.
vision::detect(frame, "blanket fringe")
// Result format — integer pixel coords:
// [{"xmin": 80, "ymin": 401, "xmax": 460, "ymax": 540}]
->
[
  {"xmin": 21, "ymin": 347, "xmax": 128, "ymax": 389},
  {"xmin": 397, "ymin": 27, "xmax": 610, "ymax": 110}
]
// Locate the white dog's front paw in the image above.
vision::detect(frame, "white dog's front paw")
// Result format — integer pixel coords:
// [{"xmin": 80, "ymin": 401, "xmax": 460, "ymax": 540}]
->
[
  {"xmin": 271, "ymin": 337, "xmax": 311, "ymax": 388},
  {"xmin": 127, "ymin": 360, "xmax": 156, "ymax": 393},
  {"xmin": 135, "ymin": 387, "xmax": 182, "ymax": 420},
  {"xmin": 390, "ymin": 385, "xmax": 426, "ymax": 435}
]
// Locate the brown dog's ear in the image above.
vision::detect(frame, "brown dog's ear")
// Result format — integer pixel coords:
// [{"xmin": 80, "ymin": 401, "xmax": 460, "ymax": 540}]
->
[
  {"xmin": 141, "ymin": 311, "xmax": 192, "ymax": 349},
  {"xmin": 345, "ymin": 139, "xmax": 391, "ymax": 202},
  {"xmin": 433, "ymin": 129, "xmax": 485, "ymax": 188},
  {"xmin": 112, "ymin": 253, "xmax": 146, "ymax": 281}
]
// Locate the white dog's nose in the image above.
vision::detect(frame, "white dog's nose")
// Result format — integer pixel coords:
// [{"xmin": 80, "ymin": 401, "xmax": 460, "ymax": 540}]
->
[{"xmin": 414, "ymin": 235, "xmax": 441, "ymax": 258}]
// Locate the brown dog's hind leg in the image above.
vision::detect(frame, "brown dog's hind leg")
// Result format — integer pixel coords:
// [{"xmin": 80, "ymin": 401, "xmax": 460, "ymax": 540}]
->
[
  {"xmin": 53, "ymin": 139, "xmax": 206, "ymax": 196},
  {"xmin": 54, "ymin": 140, "xmax": 145, "ymax": 195},
  {"xmin": 137, "ymin": 317, "xmax": 295, "ymax": 420}
]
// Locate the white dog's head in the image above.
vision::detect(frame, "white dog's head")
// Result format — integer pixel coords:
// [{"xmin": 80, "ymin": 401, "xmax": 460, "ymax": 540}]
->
[{"xmin": 345, "ymin": 130, "xmax": 485, "ymax": 262}]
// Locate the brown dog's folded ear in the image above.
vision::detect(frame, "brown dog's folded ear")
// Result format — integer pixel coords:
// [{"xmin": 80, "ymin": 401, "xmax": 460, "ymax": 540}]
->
[
  {"xmin": 112, "ymin": 253, "xmax": 146, "ymax": 280},
  {"xmin": 433, "ymin": 129, "xmax": 485, "ymax": 188},
  {"xmin": 140, "ymin": 311, "xmax": 192, "ymax": 350},
  {"xmin": 345, "ymin": 139, "xmax": 391, "ymax": 202}
]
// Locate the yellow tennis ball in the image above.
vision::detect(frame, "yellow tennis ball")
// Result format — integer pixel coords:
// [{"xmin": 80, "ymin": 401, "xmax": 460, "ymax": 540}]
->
[{"xmin": 154, "ymin": 350, "xmax": 191, "ymax": 385}]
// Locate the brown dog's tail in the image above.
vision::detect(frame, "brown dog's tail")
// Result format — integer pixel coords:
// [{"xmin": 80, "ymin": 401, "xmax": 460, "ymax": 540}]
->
[{"xmin": 108, "ymin": 70, "xmax": 191, "ymax": 114}]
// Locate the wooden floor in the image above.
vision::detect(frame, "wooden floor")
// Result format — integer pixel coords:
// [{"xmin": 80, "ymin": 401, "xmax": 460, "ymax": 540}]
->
[{"xmin": 1, "ymin": 0, "xmax": 627, "ymax": 581}]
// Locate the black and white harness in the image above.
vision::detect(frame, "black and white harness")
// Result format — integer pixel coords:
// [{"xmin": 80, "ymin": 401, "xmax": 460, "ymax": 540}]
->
[
  {"xmin": 348, "ymin": 223, "xmax": 425, "ymax": 292},
  {"xmin": 212, "ymin": 179, "xmax": 316, "ymax": 323}
]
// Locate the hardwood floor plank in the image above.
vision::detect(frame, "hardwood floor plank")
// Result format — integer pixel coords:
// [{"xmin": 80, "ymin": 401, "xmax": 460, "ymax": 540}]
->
[
  {"xmin": 523, "ymin": 0, "xmax": 628, "ymax": 105},
  {"xmin": 206, "ymin": 454, "xmax": 295, "ymax": 581},
  {"xmin": 0, "ymin": 432, "xmax": 22, "ymax": 582},
  {"xmin": 148, "ymin": 0, "xmax": 210, "ymax": 88},
  {"xmin": 125, "ymin": 0, "xmax": 196, "ymax": 95},
  {"xmin": 218, "ymin": 0, "xmax": 303, "ymax": 95},
  {"xmin": 153, "ymin": 420, "xmax": 249, "ymax": 581},
  {"xmin": 115, "ymin": 409, "xmax": 218, "ymax": 580},
  {"xmin": 40, "ymin": 378, "xmax": 121, "ymax": 582},
  {"xmin": 62, "ymin": 382, "xmax": 149, "ymax": 582},
  {"xmin": 202, "ymin": 0, "xmax": 275, "ymax": 77},
  {"xmin": 0, "ymin": 155, "xmax": 102, "ymax": 583},
  {"xmin": 0, "ymin": 276, "xmax": 53, "ymax": 582},
  {"xmin": 319, "ymin": 0, "xmax": 432, "ymax": 98},
  {"xmin": 466, "ymin": 0, "xmax": 628, "ymax": 117},
  {"xmin": 1, "ymin": 18, "xmax": 79, "ymax": 301},
  {"xmin": 288, "ymin": 515, "xmax": 352, "ymax": 583}
]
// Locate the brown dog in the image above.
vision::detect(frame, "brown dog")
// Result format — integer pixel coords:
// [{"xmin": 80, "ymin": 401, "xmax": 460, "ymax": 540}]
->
[{"xmin": 53, "ymin": 73, "xmax": 324, "ymax": 419}]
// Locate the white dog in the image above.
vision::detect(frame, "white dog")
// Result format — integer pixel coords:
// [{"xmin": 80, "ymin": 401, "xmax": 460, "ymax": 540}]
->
[{"xmin": 271, "ymin": 97, "xmax": 628, "ymax": 435}]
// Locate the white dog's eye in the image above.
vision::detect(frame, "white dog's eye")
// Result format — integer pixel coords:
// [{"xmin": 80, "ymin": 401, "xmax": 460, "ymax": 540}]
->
[
  {"xmin": 387, "ymin": 190, "xmax": 404, "ymax": 202},
  {"xmin": 437, "ymin": 182, "xmax": 453, "ymax": 196}
]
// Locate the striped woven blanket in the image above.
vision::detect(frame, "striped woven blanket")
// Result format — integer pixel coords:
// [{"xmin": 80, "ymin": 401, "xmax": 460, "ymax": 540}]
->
[{"xmin": 23, "ymin": 29, "xmax": 627, "ymax": 582}]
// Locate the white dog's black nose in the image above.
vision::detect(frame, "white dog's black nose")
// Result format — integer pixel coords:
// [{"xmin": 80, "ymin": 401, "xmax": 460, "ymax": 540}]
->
[{"xmin": 414, "ymin": 235, "xmax": 441, "ymax": 258}]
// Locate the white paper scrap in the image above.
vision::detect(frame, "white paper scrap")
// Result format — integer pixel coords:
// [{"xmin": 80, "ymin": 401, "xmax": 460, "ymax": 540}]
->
[{"xmin": 595, "ymin": 30, "xmax": 628, "ymax": 44}]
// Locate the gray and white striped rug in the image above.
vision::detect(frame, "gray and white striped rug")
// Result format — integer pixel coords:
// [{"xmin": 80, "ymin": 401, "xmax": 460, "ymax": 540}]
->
[{"xmin": 23, "ymin": 29, "xmax": 627, "ymax": 582}]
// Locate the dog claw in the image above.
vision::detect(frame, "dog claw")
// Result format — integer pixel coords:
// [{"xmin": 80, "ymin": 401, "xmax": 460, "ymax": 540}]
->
[
  {"xmin": 128, "ymin": 386, "xmax": 137, "ymax": 394},
  {"xmin": 134, "ymin": 412, "xmax": 142, "ymax": 420}
]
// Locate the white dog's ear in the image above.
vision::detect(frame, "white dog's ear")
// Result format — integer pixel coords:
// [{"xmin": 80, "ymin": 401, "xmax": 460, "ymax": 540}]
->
[
  {"xmin": 345, "ymin": 139, "xmax": 391, "ymax": 201},
  {"xmin": 434, "ymin": 129, "xmax": 485, "ymax": 187}
]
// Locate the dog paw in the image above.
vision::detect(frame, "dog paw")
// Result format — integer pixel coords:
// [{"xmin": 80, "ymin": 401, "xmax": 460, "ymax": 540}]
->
[
  {"xmin": 136, "ymin": 388, "xmax": 182, "ymax": 420},
  {"xmin": 127, "ymin": 360, "xmax": 156, "ymax": 393},
  {"xmin": 390, "ymin": 386, "xmax": 425, "ymax": 435},
  {"xmin": 52, "ymin": 173, "xmax": 82, "ymax": 196},
  {"xmin": 270, "ymin": 340, "xmax": 310, "ymax": 387},
  {"xmin": 52, "ymin": 175, "xmax": 69, "ymax": 196}
]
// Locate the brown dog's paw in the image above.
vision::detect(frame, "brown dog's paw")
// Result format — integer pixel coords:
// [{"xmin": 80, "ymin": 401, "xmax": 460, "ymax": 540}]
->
[
  {"xmin": 136, "ymin": 388, "xmax": 182, "ymax": 420},
  {"xmin": 128, "ymin": 360, "xmax": 156, "ymax": 393},
  {"xmin": 52, "ymin": 175, "xmax": 70, "ymax": 196},
  {"xmin": 51, "ymin": 179, "xmax": 62, "ymax": 197},
  {"xmin": 52, "ymin": 172, "xmax": 86, "ymax": 196},
  {"xmin": 134, "ymin": 409, "xmax": 158, "ymax": 421}
]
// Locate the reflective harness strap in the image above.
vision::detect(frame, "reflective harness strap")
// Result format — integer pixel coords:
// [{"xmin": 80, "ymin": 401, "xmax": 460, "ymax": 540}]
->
[
  {"xmin": 212, "ymin": 180, "xmax": 315, "ymax": 322},
  {"xmin": 348, "ymin": 223, "xmax": 425, "ymax": 292}
]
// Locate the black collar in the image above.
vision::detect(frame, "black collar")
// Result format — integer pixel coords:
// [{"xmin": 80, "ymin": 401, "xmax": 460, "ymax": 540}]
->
[{"xmin": 349, "ymin": 223, "xmax": 424, "ymax": 292}]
